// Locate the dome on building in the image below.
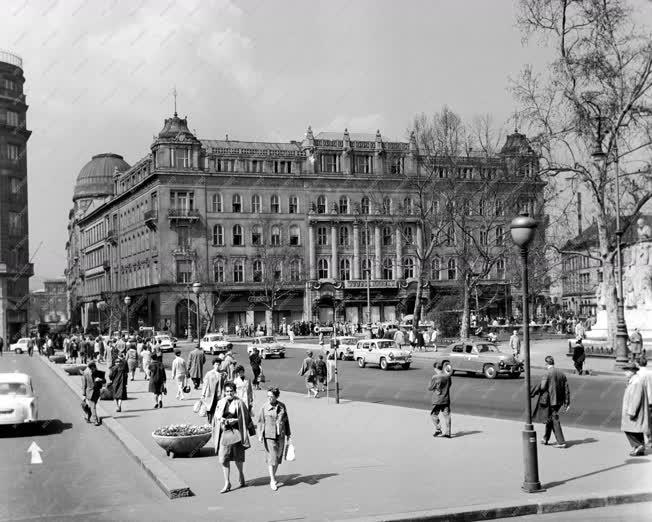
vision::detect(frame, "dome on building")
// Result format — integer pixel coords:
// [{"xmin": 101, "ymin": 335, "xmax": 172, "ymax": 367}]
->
[
  {"xmin": 155, "ymin": 114, "xmax": 198, "ymax": 142},
  {"xmin": 73, "ymin": 153, "xmax": 130, "ymax": 201}
]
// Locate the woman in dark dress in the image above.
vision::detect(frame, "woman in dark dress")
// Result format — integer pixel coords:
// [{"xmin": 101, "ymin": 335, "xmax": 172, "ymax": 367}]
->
[
  {"xmin": 249, "ymin": 348, "xmax": 262, "ymax": 390},
  {"xmin": 148, "ymin": 354, "xmax": 167, "ymax": 409},
  {"xmin": 109, "ymin": 352, "xmax": 129, "ymax": 412}
]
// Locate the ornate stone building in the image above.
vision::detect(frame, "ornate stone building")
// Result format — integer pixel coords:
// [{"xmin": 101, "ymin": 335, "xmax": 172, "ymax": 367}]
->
[
  {"xmin": 29, "ymin": 279, "xmax": 68, "ymax": 330},
  {"xmin": 66, "ymin": 112, "xmax": 544, "ymax": 336},
  {"xmin": 0, "ymin": 50, "xmax": 32, "ymax": 342}
]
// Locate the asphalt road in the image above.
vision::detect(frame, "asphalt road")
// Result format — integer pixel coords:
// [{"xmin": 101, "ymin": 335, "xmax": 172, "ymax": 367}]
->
[
  {"xmin": 0, "ymin": 353, "xmax": 185, "ymax": 522},
  {"xmin": 166, "ymin": 341, "xmax": 625, "ymax": 431}
]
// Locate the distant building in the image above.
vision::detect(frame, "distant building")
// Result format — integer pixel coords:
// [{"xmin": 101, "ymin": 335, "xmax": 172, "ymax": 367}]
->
[
  {"xmin": 65, "ymin": 113, "xmax": 545, "ymax": 336},
  {"xmin": 0, "ymin": 50, "xmax": 32, "ymax": 342},
  {"xmin": 29, "ymin": 279, "xmax": 68, "ymax": 328}
]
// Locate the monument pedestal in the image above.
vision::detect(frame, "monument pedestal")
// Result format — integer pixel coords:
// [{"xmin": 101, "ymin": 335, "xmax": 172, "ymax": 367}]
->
[{"xmin": 586, "ymin": 308, "xmax": 652, "ymax": 343}]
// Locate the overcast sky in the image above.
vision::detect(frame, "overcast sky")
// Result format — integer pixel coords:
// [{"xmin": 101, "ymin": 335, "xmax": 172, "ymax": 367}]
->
[{"xmin": 2, "ymin": 0, "xmax": 564, "ymax": 288}]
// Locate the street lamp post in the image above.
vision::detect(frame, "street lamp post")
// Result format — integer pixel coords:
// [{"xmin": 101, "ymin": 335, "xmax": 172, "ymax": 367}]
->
[
  {"xmin": 124, "ymin": 296, "xmax": 131, "ymax": 336},
  {"xmin": 192, "ymin": 282, "xmax": 201, "ymax": 344},
  {"xmin": 510, "ymin": 214, "xmax": 541, "ymax": 493},
  {"xmin": 365, "ymin": 219, "xmax": 371, "ymax": 326},
  {"xmin": 186, "ymin": 284, "xmax": 192, "ymax": 341}
]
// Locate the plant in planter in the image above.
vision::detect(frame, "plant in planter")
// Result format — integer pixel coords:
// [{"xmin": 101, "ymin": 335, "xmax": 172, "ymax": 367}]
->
[{"xmin": 152, "ymin": 424, "xmax": 212, "ymax": 458}]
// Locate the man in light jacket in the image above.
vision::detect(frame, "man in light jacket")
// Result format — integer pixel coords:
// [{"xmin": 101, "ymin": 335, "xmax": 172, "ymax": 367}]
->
[
  {"xmin": 202, "ymin": 358, "xmax": 226, "ymax": 423},
  {"xmin": 637, "ymin": 357, "xmax": 652, "ymax": 447},
  {"xmin": 509, "ymin": 330, "xmax": 522, "ymax": 358},
  {"xmin": 188, "ymin": 344, "xmax": 206, "ymax": 390},
  {"xmin": 171, "ymin": 350, "xmax": 188, "ymax": 400},
  {"xmin": 621, "ymin": 362, "xmax": 649, "ymax": 456}
]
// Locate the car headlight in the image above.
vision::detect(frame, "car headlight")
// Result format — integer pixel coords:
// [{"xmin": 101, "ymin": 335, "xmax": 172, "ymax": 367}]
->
[
  {"xmin": 388, "ymin": 352, "xmax": 395, "ymax": 360},
  {"xmin": 499, "ymin": 360, "xmax": 505, "ymax": 367}
]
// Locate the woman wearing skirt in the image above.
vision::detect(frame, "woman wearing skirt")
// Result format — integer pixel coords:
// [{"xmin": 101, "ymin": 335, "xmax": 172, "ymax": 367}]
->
[{"xmin": 257, "ymin": 387, "xmax": 292, "ymax": 491}]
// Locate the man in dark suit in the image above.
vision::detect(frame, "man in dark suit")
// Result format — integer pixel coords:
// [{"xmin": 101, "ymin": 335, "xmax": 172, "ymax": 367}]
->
[
  {"xmin": 188, "ymin": 344, "xmax": 206, "ymax": 390},
  {"xmin": 81, "ymin": 361, "xmax": 105, "ymax": 426},
  {"xmin": 537, "ymin": 355, "xmax": 571, "ymax": 448},
  {"xmin": 428, "ymin": 361, "xmax": 452, "ymax": 438}
]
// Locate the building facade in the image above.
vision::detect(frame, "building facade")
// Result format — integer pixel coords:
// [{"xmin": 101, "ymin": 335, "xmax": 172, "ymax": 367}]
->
[
  {"xmin": 29, "ymin": 279, "xmax": 68, "ymax": 330},
  {"xmin": 66, "ymin": 113, "xmax": 544, "ymax": 337},
  {"xmin": 0, "ymin": 50, "xmax": 32, "ymax": 342}
]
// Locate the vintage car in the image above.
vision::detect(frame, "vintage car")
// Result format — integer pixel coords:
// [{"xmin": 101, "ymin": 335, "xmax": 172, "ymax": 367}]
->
[
  {"xmin": 353, "ymin": 339, "xmax": 412, "ymax": 370},
  {"xmin": 200, "ymin": 333, "xmax": 233, "ymax": 355},
  {"xmin": 322, "ymin": 336, "xmax": 358, "ymax": 360},
  {"xmin": 432, "ymin": 341, "xmax": 523, "ymax": 379},
  {"xmin": 247, "ymin": 336, "xmax": 286, "ymax": 359},
  {"xmin": 154, "ymin": 335, "xmax": 174, "ymax": 353},
  {"xmin": 9, "ymin": 338, "xmax": 29, "ymax": 354},
  {"xmin": 0, "ymin": 373, "xmax": 38, "ymax": 425}
]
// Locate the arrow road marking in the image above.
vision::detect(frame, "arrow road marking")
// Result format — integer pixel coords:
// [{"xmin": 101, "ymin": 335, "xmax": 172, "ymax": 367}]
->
[{"xmin": 27, "ymin": 441, "xmax": 43, "ymax": 464}]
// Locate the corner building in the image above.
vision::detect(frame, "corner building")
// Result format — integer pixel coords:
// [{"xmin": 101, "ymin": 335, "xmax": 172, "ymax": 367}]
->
[{"xmin": 67, "ymin": 114, "xmax": 543, "ymax": 336}]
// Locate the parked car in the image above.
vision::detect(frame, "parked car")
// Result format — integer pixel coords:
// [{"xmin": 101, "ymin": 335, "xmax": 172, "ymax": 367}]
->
[
  {"xmin": 200, "ymin": 333, "xmax": 233, "ymax": 355},
  {"xmin": 247, "ymin": 336, "xmax": 286, "ymax": 359},
  {"xmin": 9, "ymin": 338, "xmax": 29, "ymax": 354},
  {"xmin": 0, "ymin": 373, "xmax": 38, "ymax": 425},
  {"xmin": 154, "ymin": 335, "xmax": 174, "ymax": 352},
  {"xmin": 353, "ymin": 339, "xmax": 412, "ymax": 370},
  {"xmin": 323, "ymin": 336, "xmax": 358, "ymax": 360},
  {"xmin": 432, "ymin": 341, "xmax": 522, "ymax": 379}
]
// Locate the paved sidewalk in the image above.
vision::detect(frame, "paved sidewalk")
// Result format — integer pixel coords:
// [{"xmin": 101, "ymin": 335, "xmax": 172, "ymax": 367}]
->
[{"xmin": 45, "ymin": 356, "xmax": 650, "ymax": 521}]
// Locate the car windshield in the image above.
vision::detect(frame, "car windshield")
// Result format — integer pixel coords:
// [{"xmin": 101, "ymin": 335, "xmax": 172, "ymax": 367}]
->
[
  {"xmin": 376, "ymin": 341, "xmax": 398, "ymax": 350},
  {"xmin": 0, "ymin": 383, "xmax": 29, "ymax": 395},
  {"xmin": 209, "ymin": 336, "xmax": 220, "ymax": 341},
  {"xmin": 157, "ymin": 336, "xmax": 170, "ymax": 341},
  {"xmin": 339, "ymin": 338, "xmax": 356, "ymax": 345},
  {"xmin": 477, "ymin": 344, "xmax": 500, "ymax": 353},
  {"xmin": 259, "ymin": 338, "xmax": 274, "ymax": 344}
]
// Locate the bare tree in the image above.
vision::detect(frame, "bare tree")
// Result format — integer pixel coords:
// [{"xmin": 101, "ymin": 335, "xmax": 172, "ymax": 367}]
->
[{"xmin": 514, "ymin": 0, "xmax": 652, "ymax": 346}]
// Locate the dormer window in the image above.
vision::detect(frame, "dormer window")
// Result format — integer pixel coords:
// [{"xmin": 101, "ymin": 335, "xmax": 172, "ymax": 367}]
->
[
  {"xmin": 355, "ymin": 155, "xmax": 372, "ymax": 174},
  {"xmin": 171, "ymin": 148, "xmax": 190, "ymax": 168}
]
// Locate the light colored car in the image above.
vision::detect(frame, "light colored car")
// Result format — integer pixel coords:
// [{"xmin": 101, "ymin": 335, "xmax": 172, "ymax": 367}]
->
[
  {"xmin": 353, "ymin": 339, "xmax": 412, "ymax": 370},
  {"xmin": 200, "ymin": 333, "xmax": 233, "ymax": 355},
  {"xmin": 9, "ymin": 338, "xmax": 29, "ymax": 354},
  {"xmin": 0, "ymin": 373, "xmax": 38, "ymax": 425},
  {"xmin": 432, "ymin": 341, "xmax": 522, "ymax": 379},
  {"xmin": 154, "ymin": 335, "xmax": 174, "ymax": 352},
  {"xmin": 323, "ymin": 336, "xmax": 358, "ymax": 360},
  {"xmin": 247, "ymin": 336, "xmax": 286, "ymax": 359}
]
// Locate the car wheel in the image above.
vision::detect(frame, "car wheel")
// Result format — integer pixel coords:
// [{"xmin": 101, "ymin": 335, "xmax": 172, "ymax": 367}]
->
[
  {"xmin": 357, "ymin": 357, "xmax": 366, "ymax": 368},
  {"xmin": 338, "ymin": 352, "xmax": 344, "ymax": 360},
  {"xmin": 401, "ymin": 363, "xmax": 411, "ymax": 370},
  {"xmin": 380, "ymin": 358, "xmax": 388, "ymax": 371},
  {"xmin": 483, "ymin": 364, "xmax": 497, "ymax": 379},
  {"xmin": 509, "ymin": 371, "xmax": 522, "ymax": 379},
  {"xmin": 279, "ymin": 353, "xmax": 285, "ymax": 358},
  {"xmin": 442, "ymin": 361, "xmax": 453, "ymax": 376},
  {"xmin": 16, "ymin": 349, "xmax": 22, "ymax": 354},
  {"xmin": 227, "ymin": 343, "xmax": 233, "ymax": 350}
]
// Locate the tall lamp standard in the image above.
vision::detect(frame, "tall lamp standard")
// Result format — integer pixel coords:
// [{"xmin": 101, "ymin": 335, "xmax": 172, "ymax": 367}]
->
[
  {"xmin": 124, "ymin": 296, "xmax": 132, "ymax": 336},
  {"xmin": 192, "ymin": 282, "xmax": 201, "ymax": 344},
  {"xmin": 510, "ymin": 213, "xmax": 541, "ymax": 493}
]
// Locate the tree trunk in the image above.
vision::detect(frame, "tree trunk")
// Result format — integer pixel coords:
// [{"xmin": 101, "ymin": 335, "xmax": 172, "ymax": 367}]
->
[
  {"xmin": 460, "ymin": 276, "xmax": 471, "ymax": 339},
  {"xmin": 265, "ymin": 308, "xmax": 273, "ymax": 336},
  {"xmin": 596, "ymin": 217, "xmax": 618, "ymax": 347},
  {"xmin": 413, "ymin": 276, "xmax": 424, "ymax": 330}
]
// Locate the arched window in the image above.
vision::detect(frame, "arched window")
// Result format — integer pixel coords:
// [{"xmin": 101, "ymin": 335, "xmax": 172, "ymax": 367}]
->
[
  {"xmin": 211, "ymin": 193, "xmax": 222, "ymax": 213},
  {"xmin": 289, "ymin": 225, "xmax": 300, "ymax": 246},
  {"xmin": 232, "ymin": 224, "xmax": 243, "ymax": 246},
  {"xmin": 270, "ymin": 194, "xmax": 280, "ymax": 213},
  {"xmin": 251, "ymin": 194, "xmax": 261, "ymax": 213},
  {"xmin": 271, "ymin": 225, "xmax": 281, "ymax": 246},
  {"xmin": 318, "ymin": 259, "xmax": 329, "ymax": 279},
  {"xmin": 403, "ymin": 197, "xmax": 413, "ymax": 214},
  {"xmin": 361, "ymin": 196, "xmax": 370, "ymax": 214},
  {"xmin": 361, "ymin": 258, "xmax": 373, "ymax": 277},
  {"xmin": 403, "ymin": 225, "xmax": 414, "ymax": 245},
  {"xmin": 431, "ymin": 257, "xmax": 441, "ymax": 280},
  {"xmin": 361, "ymin": 225, "xmax": 371, "ymax": 246},
  {"xmin": 496, "ymin": 258, "xmax": 505, "ymax": 279},
  {"xmin": 233, "ymin": 260, "xmax": 244, "ymax": 282},
  {"xmin": 495, "ymin": 226, "xmax": 504, "ymax": 246},
  {"xmin": 447, "ymin": 258, "xmax": 457, "ymax": 280},
  {"xmin": 382, "ymin": 197, "xmax": 391, "ymax": 214},
  {"xmin": 478, "ymin": 200, "xmax": 486, "ymax": 216},
  {"xmin": 317, "ymin": 195, "xmax": 327, "ymax": 214},
  {"xmin": 288, "ymin": 195, "xmax": 298, "ymax": 214},
  {"xmin": 339, "ymin": 258, "xmax": 351, "ymax": 280},
  {"xmin": 383, "ymin": 258, "xmax": 394, "ymax": 280},
  {"xmin": 252, "ymin": 224, "xmax": 263, "ymax": 245},
  {"xmin": 383, "ymin": 226, "xmax": 393, "ymax": 246},
  {"xmin": 403, "ymin": 257, "xmax": 415, "ymax": 279},
  {"xmin": 339, "ymin": 196, "xmax": 349, "ymax": 214},
  {"xmin": 317, "ymin": 226, "xmax": 328, "ymax": 245},
  {"xmin": 212, "ymin": 224, "xmax": 224, "ymax": 246},
  {"xmin": 339, "ymin": 225, "xmax": 350, "ymax": 247},
  {"xmin": 290, "ymin": 259, "xmax": 301, "ymax": 281},
  {"xmin": 253, "ymin": 259, "xmax": 263, "ymax": 282},
  {"xmin": 232, "ymin": 194, "xmax": 242, "ymax": 213},
  {"xmin": 479, "ymin": 229, "xmax": 488, "ymax": 246},
  {"xmin": 214, "ymin": 260, "xmax": 224, "ymax": 283},
  {"xmin": 446, "ymin": 225, "xmax": 455, "ymax": 246}
]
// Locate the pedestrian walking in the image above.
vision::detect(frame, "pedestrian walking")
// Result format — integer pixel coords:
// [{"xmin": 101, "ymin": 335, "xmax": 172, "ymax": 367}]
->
[
  {"xmin": 81, "ymin": 361, "xmax": 105, "ymax": 426},
  {"xmin": 126, "ymin": 344, "xmax": 138, "ymax": 381},
  {"xmin": 249, "ymin": 348, "xmax": 262, "ymax": 390},
  {"xmin": 69, "ymin": 337, "xmax": 78, "ymax": 363},
  {"xmin": 0, "ymin": 335, "xmax": 3, "ymax": 357},
  {"xmin": 574, "ymin": 321, "xmax": 586, "ymax": 340},
  {"xmin": 202, "ymin": 358, "xmax": 227, "ymax": 423},
  {"xmin": 298, "ymin": 351, "xmax": 318, "ymax": 398},
  {"xmin": 572, "ymin": 338, "xmax": 586, "ymax": 375},
  {"xmin": 46, "ymin": 336, "xmax": 54, "ymax": 356},
  {"xmin": 288, "ymin": 325, "xmax": 295, "ymax": 344},
  {"xmin": 27, "ymin": 336, "xmax": 34, "ymax": 357},
  {"xmin": 141, "ymin": 344, "xmax": 152, "ymax": 380},
  {"xmin": 171, "ymin": 350, "xmax": 189, "ymax": 400},
  {"xmin": 148, "ymin": 354, "xmax": 167, "ymax": 409},
  {"xmin": 213, "ymin": 381, "xmax": 254, "ymax": 493},
  {"xmin": 428, "ymin": 361, "xmax": 452, "ymax": 438},
  {"xmin": 315, "ymin": 355, "xmax": 327, "ymax": 392},
  {"xmin": 326, "ymin": 346, "xmax": 336, "ymax": 384},
  {"xmin": 620, "ymin": 362, "xmax": 649, "ymax": 456},
  {"xmin": 257, "ymin": 387, "xmax": 291, "ymax": 491},
  {"xmin": 94, "ymin": 337, "xmax": 101, "ymax": 361},
  {"xmin": 234, "ymin": 365, "xmax": 254, "ymax": 412},
  {"xmin": 636, "ymin": 356, "xmax": 652, "ymax": 447},
  {"xmin": 63, "ymin": 336, "xmax": 70, "ymax": 359},
  {"xmin": 509, "ymin": 330, "xmax": 521, "ymax": 359},
  {"xmin": 109, "ymin": 352, "xmax": 129, "ymax": 412},
  {"xmin": 415, "ymin": 329, "xmax": 425, "ymax": 352},
  {"xmin": 629, "ymin": 328, "xmax": 643, "ymax": 363},
  {"xmin": 221, "ymin": 350, "xmax": 236, "ymax": 381},
  {"xmin": 188, "ymin": 344, "xmax": 206, "ymax": 390},
  {"xmin": 393, "ymin": 329, "xmax": 405, "ymax": 349},
  {"xmin": 532, "ymin": 356, "xmax": 570, "ymax": 448}
]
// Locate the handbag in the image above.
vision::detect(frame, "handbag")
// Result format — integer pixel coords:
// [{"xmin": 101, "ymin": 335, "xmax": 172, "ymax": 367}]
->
[
  {"xmin": 193, "ymin": 400, "xmax": 202, "ymax": 414},
  {"xmin": 221, "ymin": 427, "xmax": 242, "ymax": 446},
  {"xmin": 183, "ymin": 384, "xmax": 191, "ymax": 394},
  {"xmin": 162, "ymin": 385, "xmax": 167, "ymax": 395},
  {"xmin": 198, "ymin": 402, "xmax": 207, "ymax": 417},
  {"xmin": 259, "ymin": 371, "xmax": 266, "ymax": 383},
  {"xmin": 285, "ymin": 439, "xmax": 295, "ymax": 461}
]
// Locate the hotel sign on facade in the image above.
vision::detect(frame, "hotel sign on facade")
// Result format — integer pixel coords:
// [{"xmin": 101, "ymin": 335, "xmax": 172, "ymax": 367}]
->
[{"xmin": 344, "ymin": 280, "xmax": 398, "ymax": 289}]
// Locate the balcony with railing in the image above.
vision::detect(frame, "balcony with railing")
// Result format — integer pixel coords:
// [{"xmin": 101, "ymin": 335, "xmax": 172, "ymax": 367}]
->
[
  {"xmin": 106, "ymin": 229, "xmax": 117, "ymax": 245},
  {"xmin": 102, "ymin": 260, "xmax": 111, "ymax": 271},
  {"xmin": 171, "ymin": 244, "xmax": 196, "ymax": 257},
  {"xmin": 144, "ymin": 209, "xmax": 158, "ymax": 229},
  {"xmin": 167, "ymin": 208, "xmax": 200, "ymax": 224}
]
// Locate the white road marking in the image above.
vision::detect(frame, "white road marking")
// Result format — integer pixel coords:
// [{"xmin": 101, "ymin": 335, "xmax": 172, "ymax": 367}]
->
[{"xmin": 27, "ymin": 441, "xmax": 43, "ymax": 464}]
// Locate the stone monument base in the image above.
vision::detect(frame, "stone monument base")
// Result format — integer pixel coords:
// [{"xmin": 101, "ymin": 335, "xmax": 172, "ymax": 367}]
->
[{"xmin": 586, "ymin": 309, "xmax": 652, "ymax": 343}]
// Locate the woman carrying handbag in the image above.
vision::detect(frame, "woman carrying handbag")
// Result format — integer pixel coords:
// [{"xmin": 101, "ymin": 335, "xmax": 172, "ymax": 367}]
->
[{"xmin": 257, "ymin": 387, "xmax": 292, "ymax": 491}]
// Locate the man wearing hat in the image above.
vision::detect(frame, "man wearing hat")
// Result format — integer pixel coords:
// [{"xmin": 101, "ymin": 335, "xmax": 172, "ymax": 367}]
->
[
  {"xmin": 571, "ymin": 338, "xmax": 586, "ymax": 375},
  {"xmin": 621, "ymin": 361, "xmax": 649, "ymax": 456},
  {"xmin": 637, "ymin": 357, "xmax": 652, "ymax": 447},
  {"xmin": 428, "ymin": 361, "xmax": 452, "ymax": 438},
  {"xmin": 533, "ymin": 356, "xmax": 570, "ymax": 448},
  {"xmin": 298, "ymin": 351, "xmax": 318, "ymax": 398}
]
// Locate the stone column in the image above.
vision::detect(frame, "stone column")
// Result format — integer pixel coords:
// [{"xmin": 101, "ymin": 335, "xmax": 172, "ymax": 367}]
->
[
  {"xmin": 374, "ymin": 223, "xmax": 382, "ymax": 279},
  {"xmin": 352, "ymin": 223, "xmax": 360, "ymax": 279},
  {"xmin": 308, "ymin": 222, "xmax": 316, "ymax": 280},
  {"xmin": 331, "ymin": 222, "xmax": 338, "ymax": 279},
  {"xmin": 395, "ymin": 226, "xmax": 403, "ymax": 279}
]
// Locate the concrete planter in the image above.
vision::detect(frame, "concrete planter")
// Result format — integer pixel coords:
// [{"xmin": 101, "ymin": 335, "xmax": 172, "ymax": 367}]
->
[
  {"xmin": 152, "ymin": 431, "xmax": 212, "ymax": 458},
  {"xmin": 63, "ymin": 364, "xmax": 87, "ymax": 375},
  {"xmin": 49, "ymin": 355, "xmax": 67, "ymax": 364}
]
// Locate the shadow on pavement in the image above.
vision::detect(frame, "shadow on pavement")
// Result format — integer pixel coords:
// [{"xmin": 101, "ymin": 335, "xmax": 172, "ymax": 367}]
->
[
  {"xmin": 543, "ymin": 458, "xmax": 650, "ymax": 489},
  {"xmin": 121, "ymin": 404, "xmax": 192, "ymax": 413},
  {"xmin": 0, "ymin": 419, "xmax": 73, "ymax": 438},
  {"xmin": 564, "ymin": 437, "xmax": 599, "ymax": 447},
  {"xmin": 453, "ymin": 430, "xmax": 483, "ymax": 438},
  {"xmin": 245, "ymin": 473, "xmax": 338, "ymax": 488}
]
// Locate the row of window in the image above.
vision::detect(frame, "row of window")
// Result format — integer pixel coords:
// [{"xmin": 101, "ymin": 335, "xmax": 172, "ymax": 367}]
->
[
  {"xmin": 0, "ymin": 110, "xmax": 20, "ymax": 126},
  {"xmin": 7, "ymin": 211, "xmax": 23, "ymax": 236},
  {"xmin": 83, "ymin": 222, "xmax": 105, "ymax": 248},
  {"xmin": 209, "ymin": 193, "xmax": 299, "ymax": 214},
  {"xmin": 0, "ymin": 143, "xmax": 21, "ymax": 160},
  {"xmin": 210, "ymin": 224, "xmax": 301, "ymax": 247},
  {"xmin": 176, "ymin": 258, "xmax": 303, "ymax": 284},
  {"xmin": 120, "ymin": 228, "xmax": 155, "ymax": 257}
]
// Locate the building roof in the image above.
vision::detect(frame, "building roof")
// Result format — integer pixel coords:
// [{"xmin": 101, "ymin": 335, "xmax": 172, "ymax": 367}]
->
[
  {"xmin": 156, "ymin": 114, "xmax": 198, "ymax": 140},
  {"xmin": 499, "ymin": 132, "xmax": 536, "ymax": 156},
  {"xmin": 201, "ymin": 139, "xmax": 301, "ymax": 153},
  {"xmin": 314, "ymin": 131, "xmax": 402, "ymax": 143},
  {"xmin": 561, "ymin": 214, "xmax": 648, "ymax": 251},
  {"xmin": 73, "ymin": 153, "xmax": 130, "ymax": 202}
]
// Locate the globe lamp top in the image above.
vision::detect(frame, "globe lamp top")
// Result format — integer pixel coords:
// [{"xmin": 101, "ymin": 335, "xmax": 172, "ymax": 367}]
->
[{"xmin": 510, "ymin": 214, "xmax": 538, "ymax": 247}]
